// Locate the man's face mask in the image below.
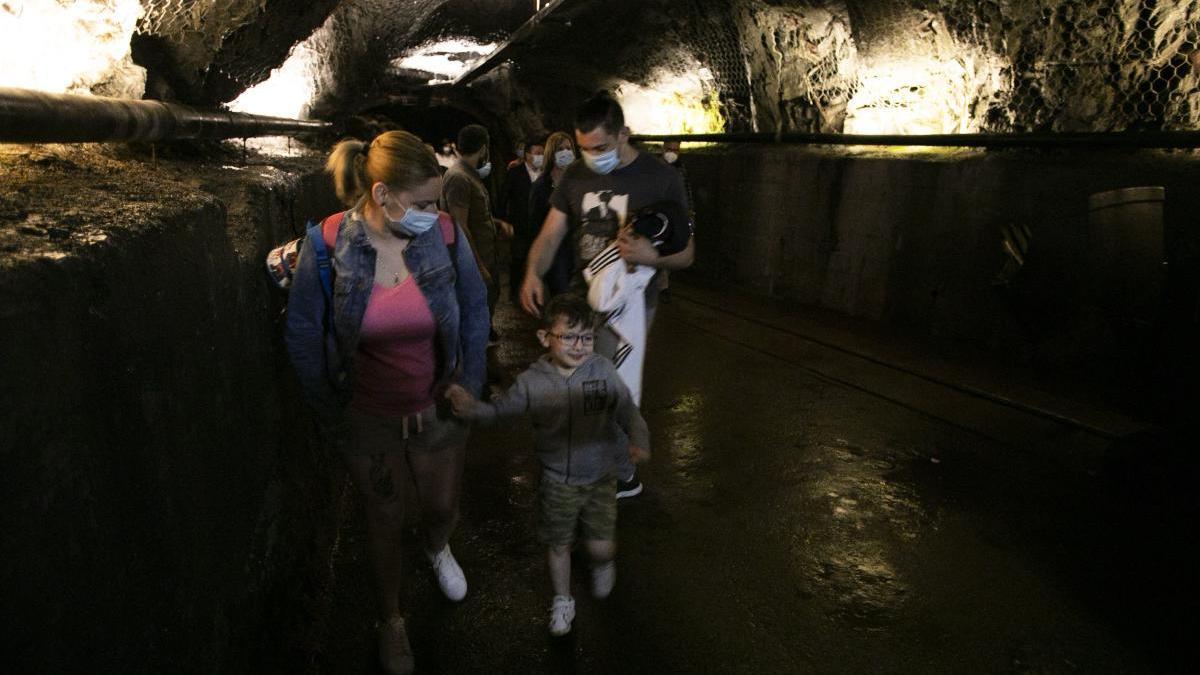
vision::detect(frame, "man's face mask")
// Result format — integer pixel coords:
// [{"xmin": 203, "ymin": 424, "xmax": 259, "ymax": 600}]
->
[
  {"xmin": 531, "ymin": 153, "xmax": 545, "ymax": 170},
  {"xmin": 583, "ymin": 147, "xmax": 619, "ymax": 175},
  {"xmin": 476, "ymin": 150, "xmax": 491, "ymax": 178}
]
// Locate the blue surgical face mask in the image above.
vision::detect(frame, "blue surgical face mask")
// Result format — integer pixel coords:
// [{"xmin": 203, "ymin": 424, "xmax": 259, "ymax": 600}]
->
[
  {"xmin": 554, "ymin": 149, "xmax": 574, "ymax": 168},
  {"xmin": 531, "ymin": 154, "xmax": 544, "ymax": 170},
  {"xmin": 384, "ymin": 202, "xmax": 438, "ymax": 237},
  {"xmin": 583, "ymin": 147, "xmax": 619, "ymax": 175},
  {"xmin": 477, "ymin": 161, "xmax": 492, "ymax": 179}
]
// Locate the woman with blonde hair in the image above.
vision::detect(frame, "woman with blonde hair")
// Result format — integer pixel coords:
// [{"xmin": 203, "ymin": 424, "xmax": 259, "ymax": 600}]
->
[
  {"xmin": 528, "ymin": 131, "xmax": 578, "ymax": 295},
  {"xmin": 284, "ymin": 130, "xmax": 489, "ymax": 675}
]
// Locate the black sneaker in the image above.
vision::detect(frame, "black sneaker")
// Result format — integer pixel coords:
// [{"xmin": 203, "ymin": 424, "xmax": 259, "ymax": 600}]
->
[{"xmin": 616, "ymin": 475, "xmax": 643, "ymax": 499}]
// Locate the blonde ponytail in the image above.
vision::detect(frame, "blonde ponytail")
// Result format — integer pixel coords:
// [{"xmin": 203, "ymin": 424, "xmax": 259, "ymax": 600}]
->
[
  {"xmin": 325, "ymin": 131, "xmax": 440, "ymax": 207},
  {"xmin": 326, "ymin": 139, "xmax": 369, "ymax": 206}
]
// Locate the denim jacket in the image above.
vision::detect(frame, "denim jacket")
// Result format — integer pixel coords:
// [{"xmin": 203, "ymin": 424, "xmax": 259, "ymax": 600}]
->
[{"xmin": 284, "ymin": 207, "xmax": 489, "ymax": 437}]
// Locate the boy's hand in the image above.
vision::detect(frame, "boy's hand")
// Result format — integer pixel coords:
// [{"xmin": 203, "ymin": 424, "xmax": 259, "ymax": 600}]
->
[
  {"xmin": 629, "ymin": 445, "xmax": 650, "ymax": 464},
  {"xmin": 444, "ymin": 384, "xmax": 477, "ymax": 417}
]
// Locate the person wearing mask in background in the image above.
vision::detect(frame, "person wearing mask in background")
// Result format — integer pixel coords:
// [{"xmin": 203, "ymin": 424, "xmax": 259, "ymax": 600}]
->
[
  {"xmin": 285, "ymin": 131, "xmax": 489, "ymax": 675},
  {"xmin": 657, "ymin": 139, "xmax": 694, "ymax": 303},
  {"xmin": 500, "ymin": 136, "xmax": 545, "ymax": 303},
  {"xmin": 520, "ymin": 93, "xmax": 694, "ymax": 499},
  {"xmin": 528, "ymin": 131, "xmax": 578, "ymax": 297},
  {"xmin": 442, "ymin": 124, "xmax": 513, "ymax": 336},
  {"xmin": 507, "ymin": 140, "xmax": 526, "ymax": 170},
  {"xmin": 435, "ymin": 138, "xmax": 455, "ymax": 174}
]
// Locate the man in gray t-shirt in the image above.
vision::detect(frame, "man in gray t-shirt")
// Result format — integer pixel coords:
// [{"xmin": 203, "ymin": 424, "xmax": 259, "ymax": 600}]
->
[{"xmin": 521, "ymin": 92, "xmax": 695, "ymax": 498}]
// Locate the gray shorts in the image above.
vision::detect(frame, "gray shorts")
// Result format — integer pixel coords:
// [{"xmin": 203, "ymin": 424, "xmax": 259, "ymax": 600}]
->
[{"xmin": 345, "ymin": 403, "xmax": 468, "ymax": 456}]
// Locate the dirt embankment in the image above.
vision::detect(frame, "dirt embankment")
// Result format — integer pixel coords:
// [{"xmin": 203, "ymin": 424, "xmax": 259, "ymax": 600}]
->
[{"xmin": 0, "ymin": 142, "xmax": 346, "ymax": 673}]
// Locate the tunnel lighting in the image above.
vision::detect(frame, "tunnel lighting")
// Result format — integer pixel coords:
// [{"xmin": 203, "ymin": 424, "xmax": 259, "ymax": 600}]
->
[
  {"xmin": 843, "ymin": 56, "xmax": 1005, "ymax": 135},
  {"xmin": 228, "ymin": 39, "xmax": 321, "ymax": 119},
  {"xmin": 0, "ymin": 0, "xmax": 144, "ymax": 96},
  {"xmin": 615, "ymin": 67, "xmax": 725, "ymax": 135},
  {"xmin": 393, "ymin": 39, "xmax": 498, "ymax": 85}
]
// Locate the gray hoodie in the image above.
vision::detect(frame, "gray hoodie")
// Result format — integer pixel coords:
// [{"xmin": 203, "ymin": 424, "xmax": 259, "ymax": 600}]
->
[{"xmin": 468, "ymin": 353, "xmax": 649, "ymax": 485}]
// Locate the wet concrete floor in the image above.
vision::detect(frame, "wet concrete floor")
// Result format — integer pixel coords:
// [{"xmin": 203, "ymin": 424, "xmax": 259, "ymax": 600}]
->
[{"xmin": 313, "ymin": 278, "xmax": 1191, "ymax": 674}]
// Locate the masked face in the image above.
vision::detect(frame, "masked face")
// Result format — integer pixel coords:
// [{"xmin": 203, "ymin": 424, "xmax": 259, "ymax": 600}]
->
[
  {"xmin": 377, "ymin": 178, "xmax": 441, "ymax": 237},
  {"xmin": 531, "ymin": 154, "xmax": 545, "ymax": 170},
  {"xmin": 663, "ymin": 151, "xmax": 679, "ymax": 164},
  {"xmin": 576, "ymin": 126, "xmax": 624, "ymax": 175},
  {"xmin": 582, "ymin": 147, "xmax": 619, "ymax": 174},
  {"xmin": 382, "ymin": 202, "xmax": 438, "ymax": 237},
  {"xmin": 554, "ymin": 148, "xmax": 575, "ymax": 168},
  {"xmin": 474, "ymin": 147, "xmax": 492, "ymax": 178}
]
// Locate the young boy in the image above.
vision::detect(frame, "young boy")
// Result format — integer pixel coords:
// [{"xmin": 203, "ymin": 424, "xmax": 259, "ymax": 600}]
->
[{"xmin": 446, "ymin": 295, "xmax": 649, "ymax": 636}]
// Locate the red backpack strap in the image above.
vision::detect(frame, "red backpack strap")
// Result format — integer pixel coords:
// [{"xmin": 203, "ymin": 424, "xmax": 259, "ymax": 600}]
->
[
  {"xmin": 437, "ymin": 211, "xmax": 456, "ymax": 246},
  {"xmin": 321, "ymin": 211, "xmax": 345, "ymax": 249}
]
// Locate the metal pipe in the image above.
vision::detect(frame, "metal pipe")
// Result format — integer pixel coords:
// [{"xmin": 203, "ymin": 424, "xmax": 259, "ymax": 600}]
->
[
  {"xmin": 634, "ymin": 130, "xmax": 1200, "ymax": 149},
  {"xmin": 453, "ymin": 0, "xmax": 587, "ymax": 88},
  {"xmin": 0, "ymin": 87, "xmax": 329, "ymax": 144}
]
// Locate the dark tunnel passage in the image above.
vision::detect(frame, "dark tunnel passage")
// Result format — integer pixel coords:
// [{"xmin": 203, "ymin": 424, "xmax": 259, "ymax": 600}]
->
[
  {"xmin": 367, "ymin": 104, "xmax": 488, "ymax": 151},
  {"xmin": 3, "ymin": 1, "xmax": 1200, "ymax": 673}
]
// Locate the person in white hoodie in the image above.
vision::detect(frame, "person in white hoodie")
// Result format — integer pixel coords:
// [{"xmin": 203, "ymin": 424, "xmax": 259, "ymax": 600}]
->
[{"xmin": 583, "ymin": 200, "xmax": 691, "ymax": 405}]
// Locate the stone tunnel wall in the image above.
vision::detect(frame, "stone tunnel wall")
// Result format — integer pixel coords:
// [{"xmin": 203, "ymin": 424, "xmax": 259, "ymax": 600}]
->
[
  {"xmin": 0, "ymin": 147, "xmax": 345, "ymax": 673},
  {"xmin": 682, "ymin": 145, "xmax": 1200, "ymax": 412}
]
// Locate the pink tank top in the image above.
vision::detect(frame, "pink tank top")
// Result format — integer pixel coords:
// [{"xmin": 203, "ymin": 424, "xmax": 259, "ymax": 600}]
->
[{"xmin": 351, "ymin": 277, "xmax": 437, "ymax": 416}]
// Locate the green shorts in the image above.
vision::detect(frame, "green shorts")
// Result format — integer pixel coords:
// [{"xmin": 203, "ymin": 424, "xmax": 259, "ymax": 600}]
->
[{"xmin": 537, "ymin": 476, "xmax": 618, "ymax": 546}]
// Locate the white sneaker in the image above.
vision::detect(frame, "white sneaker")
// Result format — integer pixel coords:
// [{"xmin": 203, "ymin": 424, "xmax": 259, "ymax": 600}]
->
[
  {"xmin": 426, "ymin": 545, "xmax": 467, "ymax": 601},
  {"xmin": 591, "ymin": 561, "xmax": 615, "ymax": 599},
  {"xmin": 548, "ymin": 595, "xmax": 575, "ymax": 636},
  {"xmin": 377, "ymin": 616, "xmax": 415, "ymax": 675}
]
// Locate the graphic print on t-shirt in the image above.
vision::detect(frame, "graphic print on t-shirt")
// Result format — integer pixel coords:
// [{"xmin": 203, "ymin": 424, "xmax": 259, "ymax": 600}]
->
[{"xmin": 579, "ymin": 190, "xmax": 628, "ymax": 263}]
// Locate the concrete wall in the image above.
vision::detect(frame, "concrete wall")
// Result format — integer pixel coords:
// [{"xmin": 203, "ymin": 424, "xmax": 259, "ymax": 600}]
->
[
  {"xmin": 0, "ymin": 149, "xmax": 345, "ymax": 673},
  {"xmin": 684, "ymin": 144, "xmax": 1200, "ymax": 414}
]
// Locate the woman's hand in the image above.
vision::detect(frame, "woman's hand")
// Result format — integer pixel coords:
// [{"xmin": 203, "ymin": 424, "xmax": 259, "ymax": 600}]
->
[{"xmin": 445, "ymin": 383, "xmax": 477, "ymax": 417}]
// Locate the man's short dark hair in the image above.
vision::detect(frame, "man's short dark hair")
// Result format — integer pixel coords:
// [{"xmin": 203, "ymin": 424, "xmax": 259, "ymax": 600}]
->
[
  {"xmin": 526, "ymin": 136, "xmax": 546, "ymax": 152},
  {"xmin": 542, "ymin": 294, "xmax": 595, "ymax": 331},
  {"xmin": 457, "ymin": 124, "xmax": 489, "ymax": 155},
  {"xmin": 574, "ymin": 92, "xmax": 625, "ymax": 135}
]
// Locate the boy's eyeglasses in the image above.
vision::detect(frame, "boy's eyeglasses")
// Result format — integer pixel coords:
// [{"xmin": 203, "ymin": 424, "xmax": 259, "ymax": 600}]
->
[{"xmin": 548, "ymin": 332, "xmax": 594, "ymax": 346}]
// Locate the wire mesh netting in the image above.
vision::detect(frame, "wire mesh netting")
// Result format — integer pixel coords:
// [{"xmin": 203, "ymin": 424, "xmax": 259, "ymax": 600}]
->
[
  {"xmin": 136, "ymin": 0, "xmax": 1200, "ymax": 133},
  {"xmin": 679, "ymin": 0, "xmax": 1200, "ymax": 134}
]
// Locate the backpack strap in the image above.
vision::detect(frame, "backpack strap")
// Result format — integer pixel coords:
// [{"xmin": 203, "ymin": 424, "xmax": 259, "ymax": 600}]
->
[
  {"xmin": 307, "ymin": 211, "xmax": 346, "ymax": 339},
  {"xmin": 437, "ymin": 211, "xmax": 458, "ymax": 266},
  {"xmin": 308, "ymin": 211, "xmax": 345, "ymax": 304},
  {"xmin": 321, "ymin": 211, "xmax": 344, "ymax": 250},
  {"xmin": 438, "ymin": 211, "xmax": 456, "ymax": 245}
]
